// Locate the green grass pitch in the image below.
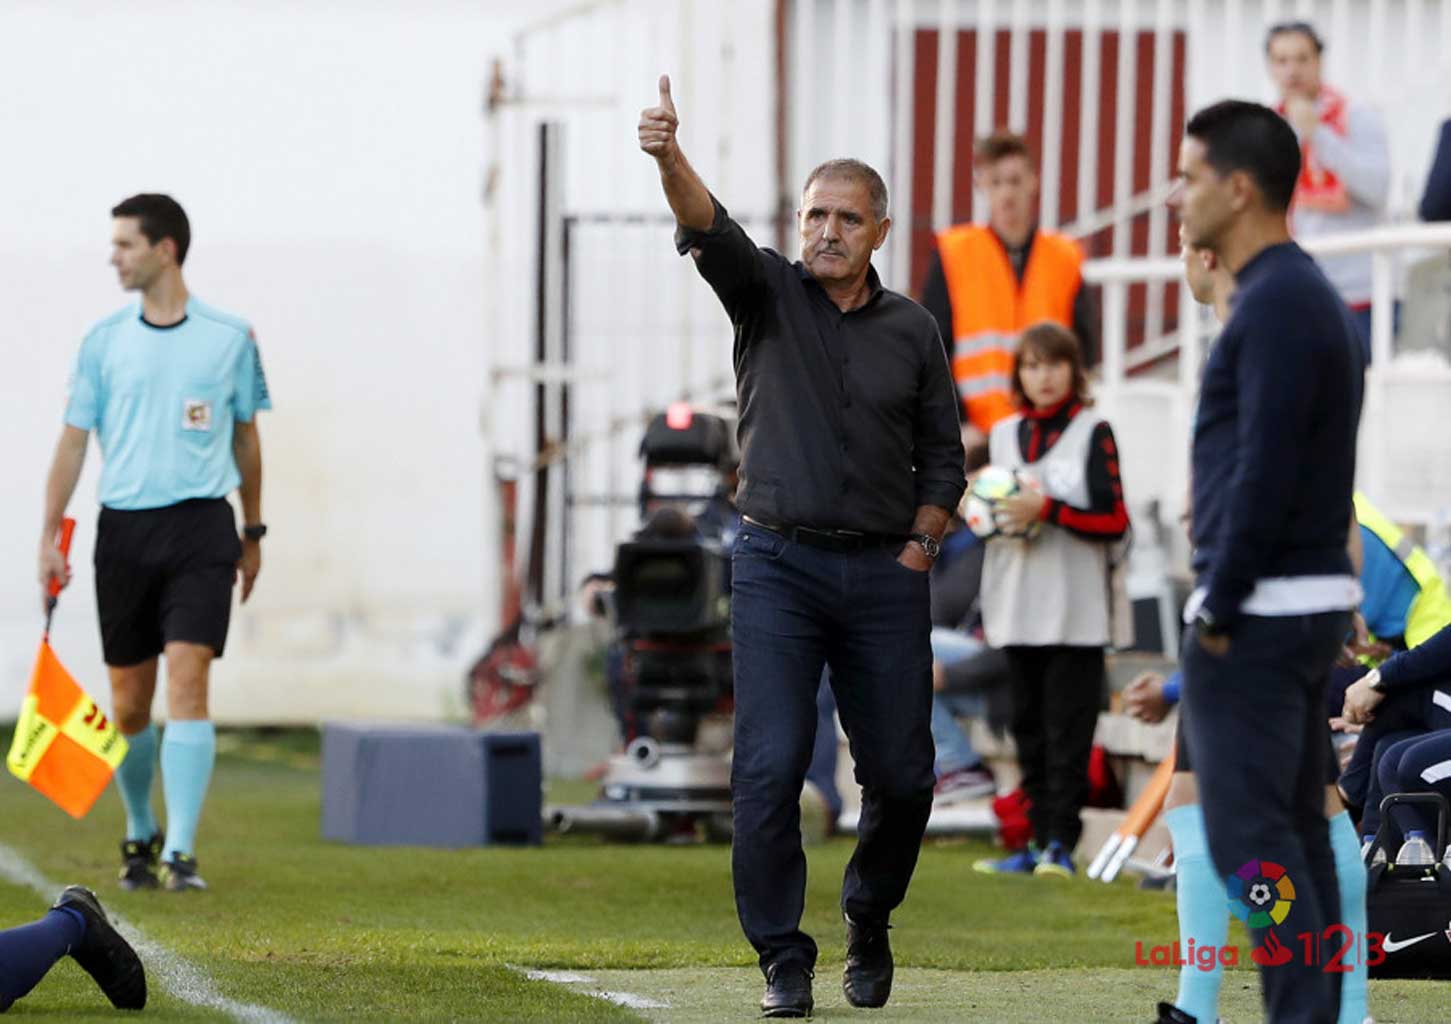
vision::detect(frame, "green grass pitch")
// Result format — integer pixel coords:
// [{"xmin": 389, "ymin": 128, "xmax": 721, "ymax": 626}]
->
[{"xmin": 1, "ymin": 727, "xmax": 1448, "ymax": 1021}]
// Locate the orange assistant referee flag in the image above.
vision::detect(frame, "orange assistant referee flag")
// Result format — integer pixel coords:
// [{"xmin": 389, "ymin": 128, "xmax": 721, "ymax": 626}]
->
[
  {"xmin": 7, "ymin": 642, "xmax": 129, "ymax": 818},
  {"xmin": 7, "ymin": 516, "xmax": 128, "ymax": 818}
]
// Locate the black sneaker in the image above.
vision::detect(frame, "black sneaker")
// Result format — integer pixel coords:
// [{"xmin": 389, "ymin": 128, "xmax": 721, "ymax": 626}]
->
[
  {"xmin": 842, "ymin": 914, "xmax": 893, "ymax": 1008},
  {"xmin": 52, "ymin": 885, "xmax": 146, "ymax": 1010},
  {"xmin": 760, "ymin": 962, "xmax": 813, "ymax": 1018},
  {"xmin": 117, "ymin": 832, "xmax": 162, "ymax": 891},
  {"xmin": 160, "ymin": 853, "xmax": 207, "ymax": 892},
  {"xmin": 1153, "ymin": 1002, "xmax": 1198, "ymax": 1024}
]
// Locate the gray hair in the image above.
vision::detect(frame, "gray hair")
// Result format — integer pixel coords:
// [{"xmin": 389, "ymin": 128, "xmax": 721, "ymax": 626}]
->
[{"xmin": 801, "ymin": 158, "xmax": 889, "ymax": 221}]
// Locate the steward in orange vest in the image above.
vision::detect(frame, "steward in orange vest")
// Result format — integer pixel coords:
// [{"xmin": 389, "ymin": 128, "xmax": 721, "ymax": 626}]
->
[{"xmin": 920, "ymin": 133, "xmax": 1096, "ymax": 435}]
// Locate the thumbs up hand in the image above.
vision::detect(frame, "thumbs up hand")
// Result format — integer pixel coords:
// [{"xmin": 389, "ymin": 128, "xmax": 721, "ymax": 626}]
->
[{"xmin": 639, "ymin": 74, "xmax": 680, "ymax": 164}]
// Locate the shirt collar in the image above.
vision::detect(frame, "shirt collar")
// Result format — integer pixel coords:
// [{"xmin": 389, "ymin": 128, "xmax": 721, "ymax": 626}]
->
[
  {"xmin": 1023, "ymin": 395, "xmax": 1080, "ymax": 423},
  {"xmin": 990, "ymin": 223, "xmax": 1040, "ymax": 255},
  {"xmin": 137, "ymin": 296, "xmax": 193, "ymax": 330},
  {"xmin": 797, "ymin": 261, "xmax": 886, "ymax": 311},
  {"xmin": 1233, "ymin": 240, "xmax": 1300, "ymax": 285}
]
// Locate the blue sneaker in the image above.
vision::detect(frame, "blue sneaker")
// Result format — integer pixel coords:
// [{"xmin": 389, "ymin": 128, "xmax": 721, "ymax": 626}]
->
[
  {"xmin": 1033, "ymin": 840, "xmax": 1075, "ymax": 878},
  {"xmin": 973, "ymin": 844, "xmax": 1039, "ymax": 875}
]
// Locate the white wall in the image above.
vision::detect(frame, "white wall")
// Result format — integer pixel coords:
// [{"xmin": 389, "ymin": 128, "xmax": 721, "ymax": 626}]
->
[
  {"xmin": 0, "ymin": 0, "xmax": 574, "ymax": 723},
  {"xmin": 486, "ymin": 0, "xmax": 780, "ymax": 611}
]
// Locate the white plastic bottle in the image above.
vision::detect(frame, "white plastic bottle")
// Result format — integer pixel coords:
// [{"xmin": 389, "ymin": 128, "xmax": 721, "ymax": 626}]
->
[{"xmin": 1395, "ymin": 829, "xmax": 1435, "ymax": 867}]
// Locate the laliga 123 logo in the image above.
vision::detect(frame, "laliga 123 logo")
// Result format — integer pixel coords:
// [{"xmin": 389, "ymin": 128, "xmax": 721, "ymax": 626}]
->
[{"xmin": 1228, "ymin": 859, "xmax": 1295, "ymax": 929}]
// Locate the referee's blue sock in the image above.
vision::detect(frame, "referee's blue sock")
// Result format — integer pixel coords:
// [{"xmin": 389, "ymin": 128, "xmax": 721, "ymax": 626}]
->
[
  {"xmin": 114, "ymin": 723, "xmax": 159, "ymax": 842},
  {"xmin": 1328, "ymin": 809, "xmax": 1369, "ymax": 1024},
  {"xmin": 0, "ymin": 906, "xmax": 85, "ymax": 1010},
  {"xmin": 1164, "ymin": 802, "xmax": 1227, "ymax": 1024},
  {"xmin": 160, "ymin": 720, "xmax": 215, "ymax": 861}
]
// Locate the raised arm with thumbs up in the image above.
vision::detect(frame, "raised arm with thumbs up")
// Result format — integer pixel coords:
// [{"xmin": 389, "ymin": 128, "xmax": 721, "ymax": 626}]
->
[{"xmin": 638, "ymin": 74, "xmax": 714, "ymax": 231}]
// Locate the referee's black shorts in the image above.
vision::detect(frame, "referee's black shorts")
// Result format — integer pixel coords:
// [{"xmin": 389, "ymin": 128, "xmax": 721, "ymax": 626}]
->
[
  {"xmin": 1173, "ymin": 703, "xmax": 1340, "ymax": 784},
  {"xmin": 94, "ymin": 498, "xmax": 241, "ymax": 666}
]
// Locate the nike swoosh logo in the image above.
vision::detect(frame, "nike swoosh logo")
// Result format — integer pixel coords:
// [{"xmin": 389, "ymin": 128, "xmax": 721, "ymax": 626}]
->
[{"xmin": 1383, "ymin": 932, "xmax": 1437, "ymax": 953}]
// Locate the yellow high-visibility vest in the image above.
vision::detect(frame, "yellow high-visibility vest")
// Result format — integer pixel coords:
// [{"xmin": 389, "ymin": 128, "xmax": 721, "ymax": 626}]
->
[{"xmin": 1354, "ymin": 492, "xmax": 1451, "ymax": 648}]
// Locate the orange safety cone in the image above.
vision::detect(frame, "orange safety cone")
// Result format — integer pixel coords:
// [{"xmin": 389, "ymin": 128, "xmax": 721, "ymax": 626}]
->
[{"xmin": 6, "ymin": 518, "xmax": 129, "ymax": 818}]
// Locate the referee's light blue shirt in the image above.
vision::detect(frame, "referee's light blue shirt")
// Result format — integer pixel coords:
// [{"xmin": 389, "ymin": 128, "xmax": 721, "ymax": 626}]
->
[{"xmin": 64, "ymin": 297, "xmax": 272, "ymax": 511}]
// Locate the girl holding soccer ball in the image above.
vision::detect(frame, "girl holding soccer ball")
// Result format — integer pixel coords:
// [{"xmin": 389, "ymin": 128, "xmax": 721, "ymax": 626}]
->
[{"xmin": 973, "ymin": 322, "xmax": 1130, "ymax": 879}]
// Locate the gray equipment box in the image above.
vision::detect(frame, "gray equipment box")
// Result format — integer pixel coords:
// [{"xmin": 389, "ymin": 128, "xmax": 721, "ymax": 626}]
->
[{"xmin": 322, "ymin": 723, "xmax": 541, "ymax": 847}]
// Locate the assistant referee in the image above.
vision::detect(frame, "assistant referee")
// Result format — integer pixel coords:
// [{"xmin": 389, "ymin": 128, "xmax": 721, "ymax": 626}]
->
[{"xmin": 38, "ymin": 194, "xmax": 270, "ymax": 893}]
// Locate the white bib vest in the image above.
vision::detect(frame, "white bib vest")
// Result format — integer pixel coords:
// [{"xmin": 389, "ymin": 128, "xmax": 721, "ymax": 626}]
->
[{"xmin": 981, "ymin": 410, "xmax": 1114, "ymax": 647}]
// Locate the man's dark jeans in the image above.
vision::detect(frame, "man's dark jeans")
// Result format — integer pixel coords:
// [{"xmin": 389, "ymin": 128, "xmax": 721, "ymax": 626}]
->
[
  {"xmin": 729, "ymin": 525, "xmax": 935, "ymax": 973},
  {"xmin": 1181, "ymin": 611, "xmax": 1349, "ymax": 1024}
]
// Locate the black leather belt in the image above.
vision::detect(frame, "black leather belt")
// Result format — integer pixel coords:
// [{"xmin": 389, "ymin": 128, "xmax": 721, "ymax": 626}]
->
[{"xmin": 742, "ymin": 515, "xmax": 904, "ymax": 554}]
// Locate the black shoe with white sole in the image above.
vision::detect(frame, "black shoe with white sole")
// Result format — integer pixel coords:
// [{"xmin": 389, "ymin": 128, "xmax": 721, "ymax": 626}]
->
[
  {"xmin": 160, "ymin": 853, "xmax": 207, "ymax": 892},
  {"xmin": 117, "ymin": 832, "xmax": 162, "ymax": 891}
]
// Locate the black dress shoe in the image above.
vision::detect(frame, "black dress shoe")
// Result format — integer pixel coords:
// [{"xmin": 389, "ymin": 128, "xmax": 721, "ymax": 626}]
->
[
  {"xmin": 1153, "ymin": 1001, "xmax": 1198, "ymax": 1024},
  {"xmin": 842, "ymin": 914, "xmax": 893, "ymax": 1008},
  {"xmin": 760, "ymin": 962, "xmax": 813, "ymax": 1018}
]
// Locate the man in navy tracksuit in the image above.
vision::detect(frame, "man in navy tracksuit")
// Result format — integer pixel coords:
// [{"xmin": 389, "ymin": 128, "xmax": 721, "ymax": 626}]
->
[{"xmin": 1170, "ymin": 100, "xmax": 1364, "ymax": 1024}]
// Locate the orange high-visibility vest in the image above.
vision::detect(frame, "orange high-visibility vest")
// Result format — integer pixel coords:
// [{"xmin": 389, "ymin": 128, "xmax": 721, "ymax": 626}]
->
[
  {"xmin": 936, "ymin": 224, "xmax": 1083, "ymax": 434},
  {"xmin": 6, "ymin": 641, "xmax": 128, "ymax": 818}
]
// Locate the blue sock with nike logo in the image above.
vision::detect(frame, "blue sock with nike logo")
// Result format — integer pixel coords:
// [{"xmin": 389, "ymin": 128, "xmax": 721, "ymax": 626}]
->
[{"xmin": 0, "ymin": 907, "xmax": 84, "ymax": 1010}]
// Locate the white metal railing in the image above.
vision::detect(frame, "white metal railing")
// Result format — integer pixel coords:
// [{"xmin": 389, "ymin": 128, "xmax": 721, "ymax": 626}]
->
[
  {"xmin": 798, "ymin": 0, "xmax": 1451, "ymax": 291},
  {"xmin": 1085, "ymin": 221, "xmax": 1451, "ymax": 386},
  {"xmin": 1083, "ymin": 220, "xmax": 1451, "ymax": 528}
]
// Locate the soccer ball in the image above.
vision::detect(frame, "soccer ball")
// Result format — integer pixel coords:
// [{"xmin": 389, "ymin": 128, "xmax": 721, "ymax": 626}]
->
[{"xmin": 960, "ymin": 466, "xmax": 1042, "ymax": 541}]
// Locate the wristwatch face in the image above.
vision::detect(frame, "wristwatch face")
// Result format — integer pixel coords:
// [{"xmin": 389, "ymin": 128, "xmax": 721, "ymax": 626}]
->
[{"xmin": 914, "ymin": 533, "xmax": 940, "ymax": 559}]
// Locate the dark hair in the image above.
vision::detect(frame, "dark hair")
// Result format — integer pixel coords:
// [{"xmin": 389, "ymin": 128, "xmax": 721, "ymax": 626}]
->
[
  {"xmin": 1011, "ymin": 322, "xmax": 1091, "ymax": 408},
  {"xmin": 1265, "ymin": 20, "xmax": 1324, "ymax": 54},
  {"xmin": 802, "ymin": 159, "xmax": 889, "ymax": 221},
  {"xmin": 111, "ymin": 194, "xmax": 190, "ymax": 265},
  {"xmin": 1184, "ymin": 100, "xmax": 1301, "ymax": 213},
  {"xmin": 974, "ymin": 131, "xmax": 1034, "ymax": 169}
]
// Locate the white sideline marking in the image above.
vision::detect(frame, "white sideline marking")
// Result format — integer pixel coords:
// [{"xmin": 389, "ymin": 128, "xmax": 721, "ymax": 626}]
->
[
  {"xmin": 0, "ymin": 842, "xmax": 295, "ymax": 1024},
  {"xmin": 519, "ymin": 966, "xmax": 670, "ymax": 1010},
  {"xmin": 589, "ymin": 989, "xmax": 670, "ymax": 1009}
]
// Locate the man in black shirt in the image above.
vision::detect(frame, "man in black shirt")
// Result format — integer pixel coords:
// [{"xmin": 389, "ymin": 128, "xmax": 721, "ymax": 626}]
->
[{"xmin": 639, "ymin": 76, "xmax": 965, "ymax": 1018}]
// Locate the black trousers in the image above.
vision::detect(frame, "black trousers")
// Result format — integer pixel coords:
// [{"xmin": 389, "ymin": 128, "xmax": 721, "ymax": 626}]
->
[
  {"xmin": 1003, "ymin": 645, "xmax": 1104, "ymax": 849},
  {"xmin": 1181, "ymin": 611, "xmax": 1349, "ymax": 1024},
  {"xmin": 729, "ymin": 527, "xmax": 936, "ymax": 972}
]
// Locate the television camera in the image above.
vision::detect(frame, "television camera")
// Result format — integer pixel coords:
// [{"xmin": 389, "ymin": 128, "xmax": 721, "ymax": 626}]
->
[{"xmin": 553, "ymin": 403, "xmax": 739, "ymax": 841}]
